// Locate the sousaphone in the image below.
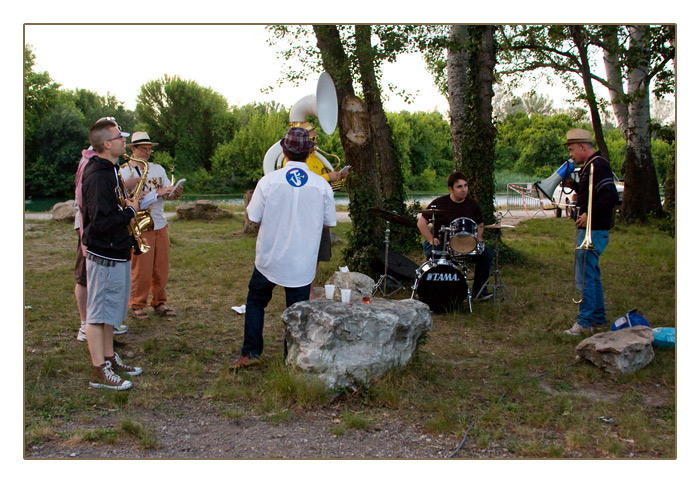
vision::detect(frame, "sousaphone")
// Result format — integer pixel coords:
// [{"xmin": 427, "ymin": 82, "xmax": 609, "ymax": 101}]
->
[{"xmin": 263, "ymin": 72, "xmax": 339, "ymax": 176}]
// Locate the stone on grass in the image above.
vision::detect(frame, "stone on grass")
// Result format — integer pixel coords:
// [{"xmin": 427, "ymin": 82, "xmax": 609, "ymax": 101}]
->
[
  {"xmin": 324, "ymin": 271, "xmax": 375, "ymax": 297},
  {"xmin": 52, "ymin": 200, "xmax": 76, "ymax": 222},
  {"xmin": 176, "ymin": 200, "xmax": 233, "ymax": 221},
  {"xmin": 575, "ymin": 325, "xmax": 655, "ymax": 374},
  {"xmin": 283, "ymin": 298, "xmax": 432, "ymax": 390}
]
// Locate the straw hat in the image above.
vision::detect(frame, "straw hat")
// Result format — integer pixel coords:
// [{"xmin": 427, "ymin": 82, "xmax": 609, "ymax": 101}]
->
[
  {"xmin": 127, "ymin": 132, "xmax": 159, "ymax": 147},
  {"xmin": 563, "ymin": 128, "xmax": 594, "ymax": 145}
]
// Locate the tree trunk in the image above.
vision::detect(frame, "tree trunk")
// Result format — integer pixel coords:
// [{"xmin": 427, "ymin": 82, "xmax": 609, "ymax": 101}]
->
[
  {"xmin": 354, "ymin": 25, "xmax": 414, "ymax": 253},
  {"xmin": 450, "ymin": 25, "xmax": 497, "ymax": 226},
  {"xmin": 601, "ymin": 26, "xmax": 629, "ymax": 142},
  {"xmin": 620, "ymin": 25, "xmax": 663, "ymax": 220},
  {"xmin": 313, "ymin": 25, "xmax": 383, "ymax": 273},
  {"xmin": 447, "ymin": 25, "xmax": 469, "ymax": 163},
  {"xmin": 570, "ymin": 25, "xmax": 609, "ymax": 160}
]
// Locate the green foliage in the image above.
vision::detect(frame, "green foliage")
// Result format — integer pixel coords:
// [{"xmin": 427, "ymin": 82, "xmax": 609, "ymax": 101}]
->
[
  {"xmin": 210, "ymin": 107, "xmax": 289, "ymax": 191},
  {"xmin": 135, "ymin": 75, "xmax": 231, "ymax": 175},
  {"xmin": 24, "ymin": 45, "xmax": 138, "ymax": 198},
  {"xmin": 495, "ymin": 112, "xmax": 574, "ymax": 175},
  {"xmin": 387, "ymin": 110, "xmax": 453, "ymax": 191}
]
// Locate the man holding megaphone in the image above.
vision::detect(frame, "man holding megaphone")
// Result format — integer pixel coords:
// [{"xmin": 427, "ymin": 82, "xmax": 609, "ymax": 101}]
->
[{"xmin": 560, "ymin": 129, "xmax": 618, "ymax": 336}]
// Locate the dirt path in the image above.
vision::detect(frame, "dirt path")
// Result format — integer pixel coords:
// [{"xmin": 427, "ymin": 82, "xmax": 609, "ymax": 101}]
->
[{"xmin": 25, "ymin": 403, "xmax": 514, "ymax": 459}]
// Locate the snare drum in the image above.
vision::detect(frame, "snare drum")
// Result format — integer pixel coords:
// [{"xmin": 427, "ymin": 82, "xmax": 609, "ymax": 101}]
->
[
  {"xmin": 412, "ymin": 258, "xmax": 468, "ymax": 313},
  {"xmin": 448, "ymin": 217, "xmax": 484, "ymax": 257}
]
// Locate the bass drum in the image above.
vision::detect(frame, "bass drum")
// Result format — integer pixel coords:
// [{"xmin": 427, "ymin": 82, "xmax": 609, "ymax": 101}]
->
[{"xmin": 413, "ymin": 259, "xmax": 468, "ymax": 313}]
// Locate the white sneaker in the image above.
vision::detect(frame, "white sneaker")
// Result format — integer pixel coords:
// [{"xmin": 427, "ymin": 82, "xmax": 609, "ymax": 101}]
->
[
  {"xmin": 113, "ymin": 324, "xmax": 128, "ymax": 335},
  {"xmin": 564, "ymin": 322, "xmax": 593, "ymax": 336},
  {"xmin": 76, "ymin": 321, "xmax": 86, "ymax": 342}
]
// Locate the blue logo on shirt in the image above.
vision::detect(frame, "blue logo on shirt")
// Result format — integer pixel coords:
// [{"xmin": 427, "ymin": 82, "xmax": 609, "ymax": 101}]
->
[{"xmin": 286, "ymin": 168, "xmax": 308, "ymax": 187}]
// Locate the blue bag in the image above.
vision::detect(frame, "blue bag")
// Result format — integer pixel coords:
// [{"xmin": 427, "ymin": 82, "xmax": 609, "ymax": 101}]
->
[{"xmin": 611, "ymin": 309, "xmax": 650, "ymax": 331}]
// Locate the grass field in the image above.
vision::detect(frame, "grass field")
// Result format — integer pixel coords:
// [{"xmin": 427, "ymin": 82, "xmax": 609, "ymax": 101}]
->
[{"xmin": 23, "ymin": 209, "xmax": 676, "ymax": 458}]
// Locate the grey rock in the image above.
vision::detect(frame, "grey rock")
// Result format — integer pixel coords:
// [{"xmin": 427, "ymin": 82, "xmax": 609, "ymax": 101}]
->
[
  {"xmin": 283, "ymin": 298, "xmax": 432, "ymax": 390},
  {"xmin": 176, "ymin": 200, "xmax": 233, "ymax": 221},
  {"xmin": 52, "ymin": 200, "xmax": 76, "ymax": 222},
  {"xmin": 325, "ymin": 271, "xmax": 375, "ymax": 296},
  {"xmin": 576, "ymin": 326, "xmax": 655, "ymax": 374}
]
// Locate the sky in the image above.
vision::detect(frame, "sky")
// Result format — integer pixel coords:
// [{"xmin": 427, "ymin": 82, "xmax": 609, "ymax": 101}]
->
[
  {"xmin": 8, "ymin": 1, "xmax": 700, "ymax": 478},
  {"xmin": 24, "ymin": 24, "xmax": 454, "ymax": 116}
]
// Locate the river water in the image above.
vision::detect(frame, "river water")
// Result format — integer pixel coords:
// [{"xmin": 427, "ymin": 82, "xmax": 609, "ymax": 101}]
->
[{"xmin": 25, "ymin": 193, "xmax": 510, "ymax": 212}]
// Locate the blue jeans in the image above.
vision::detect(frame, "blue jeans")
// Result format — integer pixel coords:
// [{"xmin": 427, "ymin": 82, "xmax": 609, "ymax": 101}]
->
[
  {"xmin": 422, "ymin": 241, "xmax": 494, "ymax": 298},
  {"xmin": 241, "ymin": 267, "xmax": 310, "ymax": 358},
  {"xmin": 575, "ymin": 229, "xmax": 609, "ymax": 327}
]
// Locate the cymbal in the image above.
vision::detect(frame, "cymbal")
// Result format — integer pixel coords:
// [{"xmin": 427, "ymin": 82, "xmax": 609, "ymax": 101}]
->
[
  {"xmin": 484, "ymin": 223, "xmax": 515, "ymax": 229},
  {"xmin": 368, "ymin": 207, "xmax": 415, "ymax": 227},
  {"xmin": 417, "ymin": 208, "xmax": 444, "ymax": 215}
]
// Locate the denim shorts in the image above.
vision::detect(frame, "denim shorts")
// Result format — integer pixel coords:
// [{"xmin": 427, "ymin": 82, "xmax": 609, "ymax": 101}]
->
[{"xmin": 86, "ymin": 257, "xmax": 131, "ymax": 327}]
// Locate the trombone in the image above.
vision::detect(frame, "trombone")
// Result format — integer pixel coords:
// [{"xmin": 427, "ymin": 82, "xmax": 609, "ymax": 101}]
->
[{"xmin": 573, "ymin": 162, "xmax": 596, "ymax": 304}]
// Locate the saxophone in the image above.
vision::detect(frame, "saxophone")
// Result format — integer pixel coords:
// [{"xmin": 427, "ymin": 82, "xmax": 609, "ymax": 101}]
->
[{"xmin": 117, "ymin": 155, "xmax": 155, "ymax": 254}]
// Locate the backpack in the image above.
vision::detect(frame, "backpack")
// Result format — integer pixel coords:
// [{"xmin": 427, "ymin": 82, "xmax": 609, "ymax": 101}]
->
[{"xmin": 611, "ymin": 309, "xmax": 650, "ymax": 331}]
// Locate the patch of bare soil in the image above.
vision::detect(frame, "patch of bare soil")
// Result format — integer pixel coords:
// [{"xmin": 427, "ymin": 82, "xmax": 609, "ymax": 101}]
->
[{"xmin": 24, "ymin": 402, "xmax": 513, "ymax": 459}]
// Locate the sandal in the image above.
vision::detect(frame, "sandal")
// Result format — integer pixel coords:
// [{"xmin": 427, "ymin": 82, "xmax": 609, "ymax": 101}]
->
[
  {"xmin": 131, "ymin": 308, "xmax": 148, "ymax": 320},
  {"xmin": 154, "ymin": 303, "xmax": 177, "ymax": 317}
]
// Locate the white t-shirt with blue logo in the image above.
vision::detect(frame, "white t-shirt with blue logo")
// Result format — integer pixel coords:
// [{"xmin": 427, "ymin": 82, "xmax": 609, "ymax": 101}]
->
[{"xmin": 247, "ymin": 161, "xmax": 337, "ymax": 287}]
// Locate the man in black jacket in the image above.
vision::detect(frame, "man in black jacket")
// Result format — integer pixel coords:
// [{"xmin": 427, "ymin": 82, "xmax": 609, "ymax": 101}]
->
[
  {"xmin": 81, "ymin": 119, "xmax": 143, "ymax": 390},
  {"xmin": 562, "ymin": 129, "xmax": 619, "ymax": 336}
]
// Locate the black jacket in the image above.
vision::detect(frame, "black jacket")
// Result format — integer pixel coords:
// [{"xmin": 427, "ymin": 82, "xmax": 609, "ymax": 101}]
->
[
  {"xmin": 81, "ymin": 156, "xmax": 136, "ymax": 260},
  {"xmin": 573, "ymin": 152, "xmax": 618, "ymax": 230}
]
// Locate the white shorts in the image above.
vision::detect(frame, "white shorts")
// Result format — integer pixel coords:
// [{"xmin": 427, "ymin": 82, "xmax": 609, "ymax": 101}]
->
[{"xmin": 86, "ymin": 257, "xmax": 131, "ymax": 327}]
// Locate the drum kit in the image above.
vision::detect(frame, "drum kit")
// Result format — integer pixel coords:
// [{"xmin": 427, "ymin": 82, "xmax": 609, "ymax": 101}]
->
[{"xmin": 370, "ymin": 207, "xmax": 514, "ymax": 314}]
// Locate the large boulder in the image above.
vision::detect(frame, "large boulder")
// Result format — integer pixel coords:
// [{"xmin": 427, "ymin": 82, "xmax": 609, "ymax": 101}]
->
[
  {"xmin": 52, "ymin": 200, "xmax": 76, "ymax": 222},
  {"xmin": 176, "ymin": 200, "xmax": 233, "ymax": 221},
  {"xmin": 324, "ymin": 271, "xmax": 375, "ymax": 297},
  {"xmin": 575, "ymin": 326, "xmax": 655, "ymax": 374},
  {"xmin": 283, "ymin": 298, "xmax": 432, "ymax": 390}
]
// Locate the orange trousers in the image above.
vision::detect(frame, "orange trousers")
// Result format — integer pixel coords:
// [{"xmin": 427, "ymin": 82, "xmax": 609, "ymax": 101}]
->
[{"xmin": 129, "ymin": 225, "xmax": 170, "ymax": 309}]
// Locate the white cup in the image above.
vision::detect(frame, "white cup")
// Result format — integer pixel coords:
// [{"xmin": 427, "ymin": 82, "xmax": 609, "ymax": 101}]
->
[
  {"xmin": 324, "ymin": 284, "xmax": 336, "ymax": 300},
  {"xmin": 341, "ymin": 288, "xmax": 352, "ymax": 304}
]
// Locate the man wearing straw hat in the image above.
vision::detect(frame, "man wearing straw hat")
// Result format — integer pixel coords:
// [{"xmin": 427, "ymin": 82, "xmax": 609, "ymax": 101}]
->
[
  {"xmin": 120, "ymin": 132, "xmax": 183, "ymax": 320},
  {"xmin": 561, "ymin": 128, "xmax": 618, "ymax": 336}
]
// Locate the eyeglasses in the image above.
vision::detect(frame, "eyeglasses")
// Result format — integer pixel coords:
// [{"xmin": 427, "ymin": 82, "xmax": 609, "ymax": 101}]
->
[
  {"xmin": 106, "ymin": 133, "xmax": 126, "ymax": 142},
  {"xmin": 97, "ymin": 116, "xmax": 123, "ymax": 131}
]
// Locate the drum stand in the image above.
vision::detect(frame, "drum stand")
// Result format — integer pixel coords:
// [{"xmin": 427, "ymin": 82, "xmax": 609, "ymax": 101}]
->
[
  {"xmin": 473, "ymin": 226, "xmax": 510, "ymax": 304},
  {"xmin": 373, "ymin": 220, "xmax": 403, "ymax": 297}
]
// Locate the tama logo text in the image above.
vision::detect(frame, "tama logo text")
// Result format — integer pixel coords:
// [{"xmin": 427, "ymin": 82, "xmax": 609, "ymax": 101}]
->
[{"xmin": 426, "ymin": 273, "xmax": 460, "ymax": 282}]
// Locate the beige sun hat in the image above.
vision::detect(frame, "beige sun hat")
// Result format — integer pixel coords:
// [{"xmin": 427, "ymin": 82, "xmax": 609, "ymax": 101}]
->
[
  {"xmin": 563, "ymin": 128, "xmax": 594, "ymax": 145},
  {"xmin": 127, "ymin": 132, "xmax": 159, "ymax": 147}
]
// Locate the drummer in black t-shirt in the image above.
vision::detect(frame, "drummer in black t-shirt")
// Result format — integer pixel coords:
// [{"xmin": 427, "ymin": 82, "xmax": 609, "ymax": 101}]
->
[{"xmin": 417, "ymin": 171, "xmax": 494, "ymax": 301}]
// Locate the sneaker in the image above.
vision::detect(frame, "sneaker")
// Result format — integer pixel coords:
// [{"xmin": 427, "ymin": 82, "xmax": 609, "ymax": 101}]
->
[
  {"xmin": 564, "ymin": 322, "xmax": 593, "ymax": 336},
  {"xmin": 473, "ymin": 291, "xmax": 494, "ymax": 302},
  {"xmin": 89, "ymin": 362, "xmax": 132, "ymax": 390},
  {"xmin": 76, "ymin": 321, "xmax": 86, "ymax": 342},
  {"xmin": 230, "ymin": 355, "xmax": 261, "ymax": 371},
  {"xmin": 106, "ymin": 352, "xmax": 142, "ymax": 376},
  {"xmin": 592, "ymin": 321, "xmax": 609, "ymax": 331},
  {"xmin": 113, "ymin": 324, "xmax": 128, "ymax": 335}
]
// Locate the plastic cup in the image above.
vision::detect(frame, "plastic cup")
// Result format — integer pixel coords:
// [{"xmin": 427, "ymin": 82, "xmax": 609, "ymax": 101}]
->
[
  {"xmin": 341, "ymin": 288, "xmax": 352, "ymax": 304},
  {"xmin": 313, "ymin": 287, "xmax": 325, "ymax": 299},
  {"xmin": 361, "ymin": 289, "xmax": 371, "ymax": 304},
  {"xmin": 324, "ymin": 284, "xmax": 336, "ymax": 300}
]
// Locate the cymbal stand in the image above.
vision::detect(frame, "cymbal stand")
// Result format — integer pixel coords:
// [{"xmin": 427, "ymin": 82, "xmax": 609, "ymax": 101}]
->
[
  {"xmin": 474, "ymin": 225, "xmax": 510, "ymax": 304},
  {"xmin": 373, "ymin": 220, "xmax": 403, "ymax": 297}
]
